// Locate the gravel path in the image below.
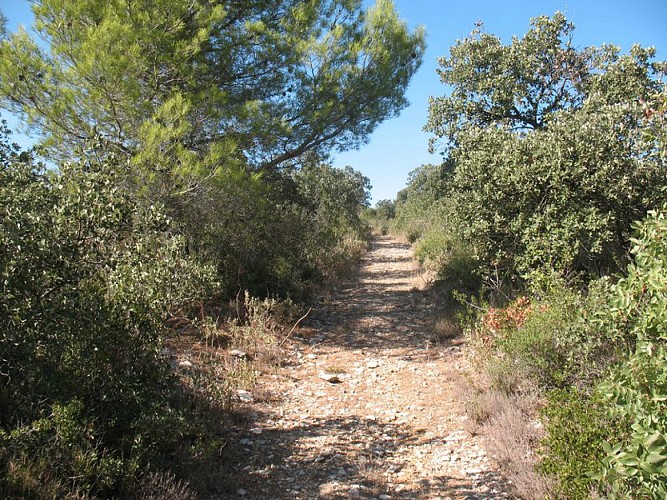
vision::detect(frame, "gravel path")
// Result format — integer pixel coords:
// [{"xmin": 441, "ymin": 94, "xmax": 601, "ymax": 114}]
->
[{"xmin": 224, "ymin": 236, "xmax": 514, "ymax": 499}]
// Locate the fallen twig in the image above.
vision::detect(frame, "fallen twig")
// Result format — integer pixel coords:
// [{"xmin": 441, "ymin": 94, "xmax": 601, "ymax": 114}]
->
[{"xmin": 279, "ymin": 307, "xmax": 313, "ymax": 347}]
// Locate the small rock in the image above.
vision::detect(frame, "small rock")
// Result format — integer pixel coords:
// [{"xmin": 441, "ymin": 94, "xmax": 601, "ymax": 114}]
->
[
  {"xmin": 249, "ymin": 427, "xmax": 262, "ymax": 435},
  {"xmin": 230, "ymin": 349, "xmax": 248, "ymax": 359},
  {"xmin": 237, "ymin": 389, "xmax": 254, "ymax": 403},
  {"xmin": 178, "ymin": 359, "xmax": 193, "ymax": 369},
  {"xmin": 379, "ymin": 495, "xmax": 392, "ymax": 500},
  {"xmin": 237, "ymin": 488, "xmax": 247, "ymax": 496},
  {"xmin": 319, "ymin": 371, "xmax": 341, "ymax": 383},
  {"xmin": 386, "ymin": 464, "xmax": 402, "ymax": 474}
]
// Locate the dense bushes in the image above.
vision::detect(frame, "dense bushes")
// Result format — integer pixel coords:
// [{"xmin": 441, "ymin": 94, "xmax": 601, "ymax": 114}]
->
[
  {"xmin": 183, "ymin": 162, "xmax": 370, "ymax": 299},
  {"xmin": 539, "ymin": 388, "xmax": 626, "ymax": 499},
  {"xmin": 421, "ymin": 14, "xmax": 667, "ymax": 291},
  {"xmin": 0, "ymin": 116, "xmax": 373, "ymax": 496},
  {"xmin": 294, "ymin": 164, "xmax": 371, "ymax": 287},
  {"xmin": 388, "ymin": 12, "xmax": 667, "ymax": 498},
  {"xmin": 0, "ymin": 0, "xmax": 421, "ymax": 495},
  {"xmin": 0, "ymin": 130, "xmax": 216, "ymax": 496},
  {"xmin": 445, "ymin": 99, "xmax": 667, "ymax": 285},
  {"xmin": 463, "ymin": 210, "xmax": 667, "ymax": 497}
]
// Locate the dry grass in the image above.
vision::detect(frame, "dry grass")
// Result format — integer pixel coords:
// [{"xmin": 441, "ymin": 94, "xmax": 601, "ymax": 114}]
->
[
  {"xmin": 166, "ymin": 294, "xmax": 300, "ymax": 410},
  {"xmin": 135, "ymin": 471, "xmax": 197, "ymax": 500},
  {"xmin": 428, "ymin": 317, "xmax": 462, "ymax": 345},
  {"xmin": 322, "ymin": 363, "xmax": 347, "ymax": 374},
  {"xmin": 355, "ymin": 454, "xmax": 391, "ymax": 496},
  {"xmin": 461, "ymin": 387, "xmax": 554, "ymax": 499},
  {"xmin": 157, "ymin": 296, "xmax": 305, "ymax": 497},
  {"xmin": 485, "ymin": 398, "xmax": 553, "ymax": 499}
]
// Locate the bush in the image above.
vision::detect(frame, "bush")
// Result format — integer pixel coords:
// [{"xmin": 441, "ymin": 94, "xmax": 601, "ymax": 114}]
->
[
  {"xmin": 0, "ymin": 140, "xmax": 214, "ymax": 496},
  {"xmin": 183, "ymin": 162, "xmax": 370, "ymax": 300},
  {"xmin": 539, "ymin": 388, "xmax": 627, "ymax": 499},
  {"xmin": 595, "ymin": 207, "xmax": 667, "ymax": 498},
  {"xmin": 426, "ymin": 15, "xmax": 667, "ymax": 288},
  {"xmin": 472, "ymin": 278, "xmax": 625, "ymax": 393},
  {"xmin": 415, "ymin": 228, "xmax": 481, "ymax": 292}
]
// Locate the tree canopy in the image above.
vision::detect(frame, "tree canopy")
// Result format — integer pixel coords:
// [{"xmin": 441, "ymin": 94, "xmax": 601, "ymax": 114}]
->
[
  {"xmin": 426, "ymin": 13, "xmax": 664, "ymax": 151},
  {"xmin": 0, "ymin": 0, "xmax": 424, "ymax": 181},
  {"xmin": 424, "ymin": 13, "xmax": 667, "ymax": 284}
]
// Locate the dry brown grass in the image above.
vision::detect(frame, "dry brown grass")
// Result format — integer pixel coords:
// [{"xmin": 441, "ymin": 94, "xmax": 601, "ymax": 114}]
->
[
  {"xmin": 135, "ymin": 471, "xmax": 198, "ymax": 500},
  {"xmin": 428, "ymin": 316, "xmax": 462, "ymax": 345},
  {"xmin": 461, "ymin": 386, "xmax": 554, "ymax": 499}
]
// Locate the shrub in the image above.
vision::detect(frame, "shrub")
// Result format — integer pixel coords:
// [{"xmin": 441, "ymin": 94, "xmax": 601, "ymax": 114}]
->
[
  {"xmin": 184, "ymin": 162, "xmax": 371, "ymax": 300},
  {"xmin": 473, "ymin": 278, "xmax": 625, "ymax": 393},
  {"xmin": 539, "ymin": 388, "xmax": 627, "ymax": 499},
  {"xmin": 426, "ymin": 14, "xmax": 667, "ymax": 287},
  {"xmin": 415, "ymin": 228, "xmax": 481, "ymax": 292},
  {"xmin": 595, "ymin": 207, "xmax": 667, "ymax": 498},
  {"xmin": 0, "ymin": 143, "xmax": 214, "ymax": 496}
]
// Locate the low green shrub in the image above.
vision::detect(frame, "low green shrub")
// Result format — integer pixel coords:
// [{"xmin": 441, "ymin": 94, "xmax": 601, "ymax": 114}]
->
[
  {"xmin": 473, "ymin": 278, "xmax": 624, "ymax": 393},
  {"xmin": 415, "ymin": 228, "xmax": 481, "ymax": 292},
  {"xmin": 539, "ymin": 388, "xmax": 627, "ymax": 499},
  {"xmin": 0, "ymin": 145, "xmax": 214, "ymax": 497}
]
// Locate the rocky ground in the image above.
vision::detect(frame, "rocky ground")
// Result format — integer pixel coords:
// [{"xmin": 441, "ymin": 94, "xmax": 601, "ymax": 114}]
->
[{"xmin": 223, "ymin": 236, "xmax": 515, "ymax": 499}]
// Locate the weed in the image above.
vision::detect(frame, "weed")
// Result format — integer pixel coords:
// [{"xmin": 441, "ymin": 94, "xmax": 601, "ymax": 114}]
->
[{"xmin": 323, "ymin": 364, "xmax": 347, "ymax": 375}]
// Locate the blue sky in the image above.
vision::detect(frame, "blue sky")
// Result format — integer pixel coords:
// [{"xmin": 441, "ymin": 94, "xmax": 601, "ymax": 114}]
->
[{"xmin": 3, "ymin": 1, "xmax": 667, "ymax": 204}]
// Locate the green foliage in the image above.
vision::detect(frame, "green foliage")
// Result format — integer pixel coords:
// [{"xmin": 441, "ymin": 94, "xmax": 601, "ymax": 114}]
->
[
  {"xmin": 393, "ymin": 162, "xmax": 452, "ymax": 240},
  {"xmin": 539, "ymin": 388, "xmax": 627, "ymax": 499},
  {"xmin": 421, "ymin": 13, "xmax": 667, "ymax": 499},
  {"xmin": 531, "ymin": 209, "xmax": 667, "ymax": 499},
  {"xmin": 472, "ymin": 276, "xmax": 626, "ymax": 394},
  {"xmin": 0, "ymin": 0, "xmax": 424, "ymax": 175},
  {"xmin": 182, "ymin": 162, "xmax": 371, "ymax": 298},
  {"xmin": 425, "ymin": 13, "xmax": 667, "ymax": 287},
  {"xmin": 374, "ymin": 199, "xmax": 396, "ymax": 220},
  {"xmin": 391, "ymin": 161, "xmax": 481, "ymax": 291},
  {"xmin": 427, "ymin": 12, "xmax": 590, "ymax": 145},
  {"xmin": 0, "ymin": 0, "xmax": 423, "ymax": 494},
  {"xmin": 0, "ymin": 126, "xmax": 214, "ymax": 496},
  {"xmin": 0, "ymin": 1, "xmax": 403, "ymax": 303},
  {"xmin": 363, "ymin": 199, "xmax": 395, "ymax": 234},
  {"xmin": 415, "ymin": 228, "xmax": 481, "ymax": 292},
  {"xmin": 596, "ymin": 207, "xmax": 667, "ymax": 498},
  {"xmin": 295, "ymin": 163, "xmax": 371, "ymax": 286}
]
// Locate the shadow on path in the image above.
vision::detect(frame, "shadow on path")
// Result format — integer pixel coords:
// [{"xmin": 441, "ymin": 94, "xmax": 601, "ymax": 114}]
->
[{"xmin": 216, "ymin": 236, "xmax": 509, "ymax": 499}]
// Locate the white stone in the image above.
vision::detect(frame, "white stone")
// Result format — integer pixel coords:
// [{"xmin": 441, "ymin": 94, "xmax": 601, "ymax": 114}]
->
[
  {"xmin": 319, "ymin": 371, "xmax": 341, "ymax": 383},
  {"xmin": 230, "ymin": 349, "xmax": 248, "ymax": 359},
  {"xmin": 236, "ymin": 389, "xmax": 254, "ymax": 403}
]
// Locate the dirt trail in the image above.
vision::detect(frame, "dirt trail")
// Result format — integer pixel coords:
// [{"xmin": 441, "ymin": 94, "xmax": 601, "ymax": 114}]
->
[{"xmin": 225, "ymin": 236, "xmax": 512, "ymax": 499}]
